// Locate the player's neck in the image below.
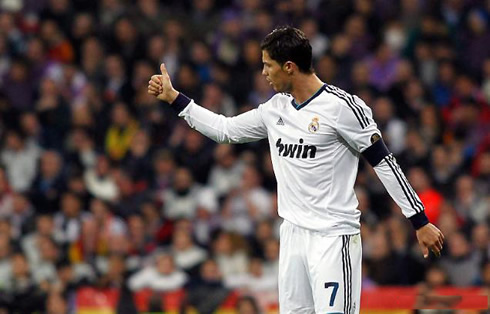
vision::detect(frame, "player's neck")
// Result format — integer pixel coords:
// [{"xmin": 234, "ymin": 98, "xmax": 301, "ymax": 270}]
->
[{"xmin": 290, "ymin": 74, "xmax": 324, "ymax": 104}]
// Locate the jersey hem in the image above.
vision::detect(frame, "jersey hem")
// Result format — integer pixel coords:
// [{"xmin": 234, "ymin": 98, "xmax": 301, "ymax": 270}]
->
[{"xmin": 282, "ymin": 218, "xmax": 360, "ymax": 237}]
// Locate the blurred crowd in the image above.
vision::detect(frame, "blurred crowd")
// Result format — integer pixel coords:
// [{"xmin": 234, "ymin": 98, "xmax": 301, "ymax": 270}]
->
[{"xmin": 0, "ymin": 0, "xmax": 489, "ymax": 313}]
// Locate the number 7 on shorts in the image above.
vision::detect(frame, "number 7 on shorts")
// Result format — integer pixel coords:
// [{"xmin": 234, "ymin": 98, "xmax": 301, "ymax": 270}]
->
[{"xmin": 324, "ymin": 281, "xmax": 339, "ymax": 306}]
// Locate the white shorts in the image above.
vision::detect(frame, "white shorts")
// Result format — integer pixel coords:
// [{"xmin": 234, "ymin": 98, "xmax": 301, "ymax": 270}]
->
[{"xmin": 278, "ymin": 220, "xmax": 361, "ymax": 314}]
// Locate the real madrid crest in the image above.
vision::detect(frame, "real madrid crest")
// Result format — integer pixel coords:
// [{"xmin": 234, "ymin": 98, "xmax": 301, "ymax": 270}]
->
[{"xmin": 308, "ymin": 117, "xmax": 320, "ymax": 133}]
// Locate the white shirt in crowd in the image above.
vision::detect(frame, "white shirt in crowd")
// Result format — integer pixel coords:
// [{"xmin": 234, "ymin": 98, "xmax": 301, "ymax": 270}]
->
[{"xmin": 128, "ymin": 267, "xmax": 188, "ymax": 292}]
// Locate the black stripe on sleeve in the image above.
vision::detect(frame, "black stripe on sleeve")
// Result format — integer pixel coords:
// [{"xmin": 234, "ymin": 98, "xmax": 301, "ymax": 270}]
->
[
  {"xmin": 328, "ymin": 85, "xmax": 370, "ymax": 128},
  {"xmin": 386, "ymin": 155, "xmax": 424, "ymax": 213},
  {"xmin": 170, "ymin": 92, "xmax": 191, "ymax": 113},
  {"xmin": 341, "ymin": 91, "xmax": 368, "ymax": 129},
  {"xmin": 348, "ymin": 94, "xmax": 369, "ymax": 127},
  {"xmin": 362, "ymin": 138, "xmax": 390, "ymax": 167},
  {"xmin": 409, "ymin": 211, "xmax": 430, "ymax": 229},
  {"xmin": 384, "ymin": 155, "xmax": 422, "ymax": 213},
  {"xmin": 324, "ymin": 86, "xmax": 366, "ymax": 129},
  {"xmin": 388, "ymin": 155, "xmax": 425, "ymax": 212}
]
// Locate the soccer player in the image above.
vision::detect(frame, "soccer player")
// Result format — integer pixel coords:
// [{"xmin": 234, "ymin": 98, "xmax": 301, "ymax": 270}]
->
[{"xmin": 148, "ymin": 26, "xmax": 444, "ymax": 314}]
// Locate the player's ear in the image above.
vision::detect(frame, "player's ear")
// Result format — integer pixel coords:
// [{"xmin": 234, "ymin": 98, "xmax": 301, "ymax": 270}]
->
[{"xmin": 283, "ymin": 61, "xmax": 294, "ymax": 75}]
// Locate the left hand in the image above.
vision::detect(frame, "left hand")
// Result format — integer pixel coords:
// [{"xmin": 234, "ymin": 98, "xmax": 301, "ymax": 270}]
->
[{"xmin": 416, "ymin": 223, "xmax": 444, "ymax": 258}]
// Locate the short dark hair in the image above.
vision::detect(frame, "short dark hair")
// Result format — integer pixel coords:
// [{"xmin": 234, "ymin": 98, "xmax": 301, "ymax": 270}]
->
[{"xmin": 260, "ymin": 26, "xmax": 313, "ymax": 73}]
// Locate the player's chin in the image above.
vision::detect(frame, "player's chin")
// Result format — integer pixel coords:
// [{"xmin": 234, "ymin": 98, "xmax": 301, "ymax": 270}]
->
[
  {"xmin": 271, "ymin": 82, "xmax": 289, "ymax": 93},
  {"xmin": 271, "ymin": 83, "xmax": 282, "ymax": 92}
]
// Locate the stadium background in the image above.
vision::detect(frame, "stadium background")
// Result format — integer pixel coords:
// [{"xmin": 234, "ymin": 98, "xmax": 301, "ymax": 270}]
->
[{"xmin": 0, "ymin": 0, "xmax": 489, "ymax": 313}]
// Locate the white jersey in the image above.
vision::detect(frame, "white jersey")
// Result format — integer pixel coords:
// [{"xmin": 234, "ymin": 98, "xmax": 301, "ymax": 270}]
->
[{"xmin": 174, "ymin": 83, "xmax": 428, "ymax": 235}]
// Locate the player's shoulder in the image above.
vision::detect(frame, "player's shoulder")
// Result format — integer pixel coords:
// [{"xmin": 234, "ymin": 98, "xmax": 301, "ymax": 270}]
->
[
  {"xmin": 324, "ymin": 84, "xmax": 374, "ymax": 128},
  {"xmin": 260, "ymin": 92, "xmax": 293, "ymax": 110},
  {"xmin": 322, "ymin": 84, "xmax": 368, "ymax": 109}
]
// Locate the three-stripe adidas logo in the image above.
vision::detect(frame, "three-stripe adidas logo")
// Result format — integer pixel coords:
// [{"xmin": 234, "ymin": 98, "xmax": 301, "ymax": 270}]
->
[{"xmin": 277, "ymin": 117, "xmax": 284, "ymax": 125}]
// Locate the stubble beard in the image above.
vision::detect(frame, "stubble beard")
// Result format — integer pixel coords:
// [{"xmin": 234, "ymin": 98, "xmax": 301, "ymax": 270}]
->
[{"xmin": 276, "ymin": 81, "xmax": 293, "ymax": 93}]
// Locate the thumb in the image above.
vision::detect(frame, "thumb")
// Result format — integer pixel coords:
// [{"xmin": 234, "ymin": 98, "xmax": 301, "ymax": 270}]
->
[{"xmin": 160, "ymin": 63, "xmax": 167, "ymax": 75}]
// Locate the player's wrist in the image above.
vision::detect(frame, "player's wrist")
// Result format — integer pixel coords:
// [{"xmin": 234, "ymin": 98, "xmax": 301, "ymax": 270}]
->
[
  {"xmin": 169, "ymin": 92, "xmax": 191, "ymax": 113},
  {"xmin": 409, "ymin": 211, "xmax": 429, "ymax": 230},
  {"xmin": 167, "ymin": 89, "xmax": 179, "ymax": 104}
]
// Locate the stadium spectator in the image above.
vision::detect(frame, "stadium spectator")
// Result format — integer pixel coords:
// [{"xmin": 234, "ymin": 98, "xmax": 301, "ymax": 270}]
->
[
  {"xmin": 235, "ymin": 295, "xmax": 261, "ymax": 314},
  {"xmin": 83, "ymin": 155, "xmax": 118, "ymax": 202},
  {"xmin": 208, "ymin": 144, "xmax": 243, "ymax": 199},
  {"xmin": 408, "ymin": 167, "xmax": 443, "ymax": 225},
  {"xmin": 182, "ymin": 258, "xmax": 230, "ymax": 313},
  {"xmin": 29, "ymin": 150, "xmax": 65, "ymax": 213},
  {"xmin": 1, "ymin": 130, "xmax": 40, "ymax": 192},
  {"xmin": 440, "ymin": 232, "xmax": 481, "ymax": 286},
  {"xmin": 53, "ymin": 192, "xmax": 89, "ymax": 246},
  {"xmin": 212, "ymin": 231, "xmax": 249, "ymax": 281},
  {"xmin": 128, "ymin": 252, "xmax": 187, "ymax": 292},
  {"xmin": 221, "ymin": 165, "xmax": 272, "ymax": 236},
  {"xmin": 224, "ymin": 257, "xmax": 277, "ymax": 310},
  {"xmin": 161, "ymin": 167, "xmax": 201, "ymax": 220},
  {"xmin": 170, "ymin": 228, "xmax": 207, "ymax": 273}
]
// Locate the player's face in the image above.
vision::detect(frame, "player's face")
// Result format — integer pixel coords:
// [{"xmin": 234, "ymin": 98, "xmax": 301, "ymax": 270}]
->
[{"xmin": 262, "ymin": 50, "xmax": 292, "ymax": 93}]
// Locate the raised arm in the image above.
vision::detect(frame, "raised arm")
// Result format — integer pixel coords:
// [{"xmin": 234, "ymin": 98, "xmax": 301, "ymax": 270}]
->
[
  {"xmin": 333, "ymin": 91, "xmax": 444, "ymax": 258},
  {"xmin": 148, "ymin": 64, "xmax": 267, "ymax": 144}
]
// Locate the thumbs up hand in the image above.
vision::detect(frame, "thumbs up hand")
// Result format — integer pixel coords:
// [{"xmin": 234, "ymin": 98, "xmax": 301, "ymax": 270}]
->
[{"xmin": 147, "ymin": 63, "xmax": 179, "ymax": 103}]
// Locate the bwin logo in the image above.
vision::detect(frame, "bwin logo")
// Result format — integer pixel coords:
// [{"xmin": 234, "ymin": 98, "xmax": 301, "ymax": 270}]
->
[{"xmin": 276, "ymin": 138, "xmax": 317, "ymax": 158}]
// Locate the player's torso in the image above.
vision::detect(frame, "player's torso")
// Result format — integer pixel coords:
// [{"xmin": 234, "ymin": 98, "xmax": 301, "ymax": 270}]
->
[
  {"xmin": 261, "ymin": 90, "xmax": 361, "ymax": 233},
  {"xmin": 263, "ymin": 91, "xmax": 342, "ymax": 170}
]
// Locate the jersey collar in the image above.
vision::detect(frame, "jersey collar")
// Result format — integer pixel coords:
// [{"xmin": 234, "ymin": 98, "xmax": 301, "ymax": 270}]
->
[{"xmin": 291, "ymin": 83, "xmax": 327, "ymax": 111}]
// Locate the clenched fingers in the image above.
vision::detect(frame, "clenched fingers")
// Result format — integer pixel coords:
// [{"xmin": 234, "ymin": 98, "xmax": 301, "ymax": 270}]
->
[
  {"xmin": 148, "ymin": 86, "xmax": 159, "ymax": 95},
  {"xmin": 148, "ymin": 77, "xmax": 163, "ymax": 95},
  {"xmin": 149, "ymin": 76, "xmax": 162, "ymax": 87}
]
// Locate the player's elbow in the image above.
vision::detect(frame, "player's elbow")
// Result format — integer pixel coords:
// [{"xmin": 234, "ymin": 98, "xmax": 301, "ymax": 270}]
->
[
  {"xmin": 361, "ymin": 138, "xmax": 390, "ymax": 167},
  {"xmin": 213, "ymin": 137, "xmax": 232, "ymax": 144},
  {"xmin": 209, "ymin": 132, "xmax": 234, "ymax": 144},
  {"xmin": 215, "ymin": 123, "xmax": 236, "ymax": 144}
]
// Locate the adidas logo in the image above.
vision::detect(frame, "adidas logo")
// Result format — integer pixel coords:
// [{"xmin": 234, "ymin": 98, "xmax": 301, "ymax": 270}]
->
[{"xmin": 277, "ymin": 117, "xmax": 284, "ymax": 126}]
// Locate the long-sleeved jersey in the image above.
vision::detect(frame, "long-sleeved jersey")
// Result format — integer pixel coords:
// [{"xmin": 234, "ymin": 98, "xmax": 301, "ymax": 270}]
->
[{"xmin": 171, "ymin": 83, "xmax": 429, "ymax": 235}]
